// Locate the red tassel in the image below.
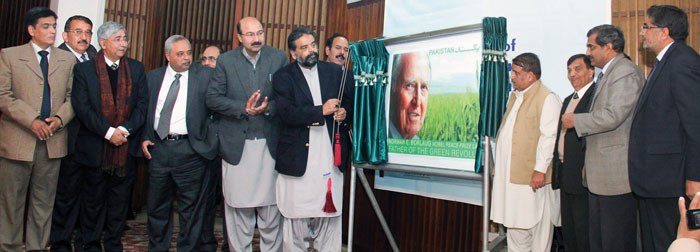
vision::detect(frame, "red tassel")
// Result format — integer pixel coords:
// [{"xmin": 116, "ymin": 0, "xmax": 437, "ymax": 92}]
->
[
  {"xmin": 334, "ymin": 133, "xmax": 341, "ymax": 166},
  {"xmin": 323, "ymin": 178, "xmax": 337, "ymax": 213}
]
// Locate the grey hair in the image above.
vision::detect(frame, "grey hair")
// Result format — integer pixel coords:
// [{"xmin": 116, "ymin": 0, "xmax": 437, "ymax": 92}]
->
[
  {"xmin": 390, "ymin": 52, "xmax": 431, "ymax": 92},
  {"xmin": 97, "ymin": 21, "xmax": 125, "ymax": 40},
  {"xmin": 164, "ymin": 35, "xmax": 190, "ymax": 53}
]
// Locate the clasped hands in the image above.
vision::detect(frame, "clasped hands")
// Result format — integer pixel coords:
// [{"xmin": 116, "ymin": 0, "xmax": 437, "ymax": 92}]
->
[
  {"xmin": 245, "ymin": 90, "xmax": 268, "ymax": 116},
  {"xmin": 31, "ymin": 117, "xmax": 61, "ymax": 141}
]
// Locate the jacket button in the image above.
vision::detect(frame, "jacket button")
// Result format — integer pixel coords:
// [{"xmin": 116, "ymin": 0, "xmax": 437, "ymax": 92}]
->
[
  {"xmin": 305, "ymin": 143, "xmax": 309, "ymax": 147},
  {"xmin": 306, "ymin": 126, "xmax": 310, "ymax": 128}
]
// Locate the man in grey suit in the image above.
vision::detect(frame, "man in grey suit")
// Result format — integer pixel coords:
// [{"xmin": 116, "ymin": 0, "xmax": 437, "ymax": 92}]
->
[
  {"xmin": 562, "ymin": 24, "xmax": 645, "ymax": 251},
  {"xmin": 206, "ymin": 16, "xmax": 288, "ymax": 251},
  {"xmin": 141, "ymin": 35, "xmax": 219, "ymax": 251}
]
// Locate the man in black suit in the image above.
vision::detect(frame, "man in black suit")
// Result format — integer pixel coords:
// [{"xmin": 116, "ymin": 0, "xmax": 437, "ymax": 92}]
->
[
  {"xmin": 71, "ymin": 21, "xmax": 148, "ymax": 252},
  {"xmin": 631, "ymin": 5, "xmax": 700, "ymax": 251},
  {"xmin": 51, "ymin": 14, "xmax": 98, "ymax": 252},
  {"xmin": 141, "ymin": 35, "xmax": 218, "ymax": 251},
  {"xmin": 552, "ymin": 54, "xmax": 595, "ymax": 252},
  {"xmin": 272, "ymin": 26, "xmax": 353, "ymax": 251}
]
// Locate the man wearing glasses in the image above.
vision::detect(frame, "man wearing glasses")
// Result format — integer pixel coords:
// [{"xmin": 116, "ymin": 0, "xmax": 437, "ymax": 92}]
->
[
  {"xmin": 200, "ymin": 45, "xmax": 221, "ymax": 68},
  {"xmin": 206, "ymin": 16, "xmax": 288, "ymax": 251},
  {"xmin": 51, "ymin": 14, "xmax": 98, "ymax": 252}
]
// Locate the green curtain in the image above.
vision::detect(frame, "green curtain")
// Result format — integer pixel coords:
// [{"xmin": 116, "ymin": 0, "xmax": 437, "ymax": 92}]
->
[
  {"xmin": 350, "ymin": 40, "xmax": 389, "ymax": 165},
  {"xmin": 474, "ymin": 17, "xmax": 509, "ymax": 173}
]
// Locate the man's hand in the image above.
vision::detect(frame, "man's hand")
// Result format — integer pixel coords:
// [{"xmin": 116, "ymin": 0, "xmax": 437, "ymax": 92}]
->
[
  {"xmin": 686, "ymin": 180, "xmax": 700, "ymax": 199},
  {"xmin": 530, "ymin": 171, "xmax": 546, "ymax": 192},
  {"xmin": 250, "ymin": 96, "xmax": 269, "ymax": 115},
  {"xmin": 45, "ymin": 117, "xmax": 62, "ymax": 132},
  {"xmin": 562, "ymin": 113, "xmax": 575, "ymax": 129},
  {"xmin": 245, "ymin": 90, "xmax": 261, "ymax": 115},
  {"xmin": 109, "ymin": 130, "xmax": 128, "ymax": 146},
  {"xmin": 322, "ymin": 99, "xmax": 340, "ymax": 115},
  {"xmin": 31, "ymin": 119, "xmax": 52, "ymax": 140},
  {"xmin": 677, "ymin": 192, "xmax": 700, "ymax": 242},
  {"xmin": 142, "ymin": 140, "xmax": 154, "ymax": 159},
  {"xmin": 334, "ymin": 108, "xmax": 346, "ymax": 121}
]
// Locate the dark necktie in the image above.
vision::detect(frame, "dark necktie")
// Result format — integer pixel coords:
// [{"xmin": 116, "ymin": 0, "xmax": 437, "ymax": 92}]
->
[
  {"xmin": 573, "ymin": 92, "xmax": 579, "ymax": 99},
  {"xmin": 80, "ymin": 53, "xmax": 88, "ymax": 62},
  {"xmin": 647, "ymin": 59, "xmax": 660, "ymax": 81},
  {"xmin": 110, "ymin": 63, "xmax": 118, "ymax": 70},
  {"xmin": 156, "ymin": 73, "xmax": 182, "ymax": 140},
  {"xmin": 38, "ymin": 50, "xmax": 51, "ymax": 120},
  {"xmin": 595, "ymin": 72, "xmax": 604, "ymax": 86}
]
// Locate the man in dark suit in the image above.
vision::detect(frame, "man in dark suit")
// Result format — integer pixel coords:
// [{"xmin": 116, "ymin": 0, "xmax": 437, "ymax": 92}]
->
[
  {"xmin": 71, "ymin": 21, "xmax": 148, "ymax": 252},
  {"xmin": 141, "ymin": 35, "xmax": 218, "ymax": 251},
  {"xmin": 51, "ymin": 14, "xmax": 98, "ymax": 252},
  {"xmin": 552, "ymin": 54, "xmax": 595, "ymax": 252},
  {"xmin": 0, "ymin": 7, "xmax": 76, "ymax": 251},
  {"xmin": 630, "ymin": 5, "xmax": 700, "ymax": 251},
  {"xmin": 272, "ymin": 26, "xmax": 353, "ymax": 251},
  {"xmin": 206, "ymin": 16, "xmax": 288, "ymax": 251}
]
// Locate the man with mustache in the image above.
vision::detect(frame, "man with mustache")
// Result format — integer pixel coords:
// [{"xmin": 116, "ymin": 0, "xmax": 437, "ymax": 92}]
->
[
  {"xmin": 141, "ymin": 35, "xmax": 218, "ymax": 251},
  {"xmin": 324, "ymin": 33, "xmax": 349, "ymax": 67},
  {"xmin": 273, "ymin": 26, "xmax": 354, "ymax": 251},
  {"xmin": 206, "ymin": 16, "xmax": 287, "ymax": 251},
  {"xmin": 0, "ymin": 7, "xmax": 76, "ymax": 251},
  {"xmin": 50, "ymin": 14, "xmax": 98, "ymax": 252},
  {"xmin": 388, "ymin": 52, "xmax": 430, "ymax": 139},
  {"xmin": 71, "ymin": 21, "xmax": 148, "ymax": 252}
]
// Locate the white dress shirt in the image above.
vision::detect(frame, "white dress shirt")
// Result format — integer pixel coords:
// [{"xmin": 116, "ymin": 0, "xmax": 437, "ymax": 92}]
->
[
  {"xmin": 153, "ymin": 64, "xmax": 188, "ymax": 135},
  {"xmin": 63, "ymin": 43, "xmax": 90, "ymax": 62}
]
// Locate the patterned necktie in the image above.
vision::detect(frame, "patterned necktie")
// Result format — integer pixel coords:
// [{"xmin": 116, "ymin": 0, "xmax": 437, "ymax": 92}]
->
[
  {"xmin": 595, "ymin": 72, "xmax": 604, "ymax": 86},
  {"xmin": 81, "ymin": 53, "xmax": 88, "ymax": 62},
  {"xmin": 38, "ymin": 50, "xmax": 51, "ymax": 120},
  {"xmin": 110, "ymin": 63, "xmax": 118, "ymax": 70},
  {"xmin": 156, "ymin": 73, "xmax": 182, "ymax": 140}
]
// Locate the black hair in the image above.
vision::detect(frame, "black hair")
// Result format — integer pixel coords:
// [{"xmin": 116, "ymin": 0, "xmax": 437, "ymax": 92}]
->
[
  {"xmin": 64, "ymin": 15, "xmax": 93, "ymax": 32},
  {"xmin": 287, "ymin": 26, "xmax": 317, "ymax": 51},
  {"xmin": 587, "ymin": 24, "xmax": 625, "ymax": 53},
  {"xmin": 325, "ymin": 32, "xmax": 347, "ymax": 48},
  {"xmin": 24, "ymin": 7, "xmax": 57, "ymax": 30},
  {"xmin": 512, "ymin": 52, "xmax": 541, "ymax": 79},
  {"xmin": 567, "ymin": 54, "xmax": 593, "ymax": 69},
  {"xmin": 647, "ymin": 5, "xmax": 688, "ymax": 42}
]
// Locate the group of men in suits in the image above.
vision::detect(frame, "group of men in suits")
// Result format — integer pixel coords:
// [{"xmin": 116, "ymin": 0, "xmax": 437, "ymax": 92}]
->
[
  {"xmin": 0, "ymin": 6, "xmax": 353, "ymax": 251},
  {"xmin": 491, "ymin": 4, "xmax": 700, "ymax": 252}
]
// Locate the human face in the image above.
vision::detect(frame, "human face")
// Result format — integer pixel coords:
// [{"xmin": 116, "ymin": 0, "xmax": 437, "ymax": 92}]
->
[
  {"xmin": 640, "ymin": 16, "xmax": 666, "ymax": 53},
  {"xmin": 585, "ymin": 33, "xmax": 611, "ymax": 68},
  {"xmin": 291, "ymin": 34, "xmax": 319, "ymax": 68},
  {"xmin": 237, "ymin": 17, "xmax": 265, "ymax": 57},
  {"xmin": 200, "ymin": 46, "xmax": 220, "ymax": 68},
  {"xmin": 325, "ymin": 36, "xmax": 349, "ymax": 66},
  {"xmin": 165, "ymin": 40, "xmax": 192, "ymax": 73},
  {"xmin": 28, "ymin": 16, "xmax": 57, "ymax": 49},
  {"xmin": 62, "ymin": 20, "xmax": 92, "ymax": 54},
  {"xmin": 99, "ymin": 29, "xmax": 128, "ymax": 62},
  {"xmin": 567, "ymin": 57, "xmax": 594, "ymax": 91},
  {"xmin": 391, "ymin": 53, "xmax": 430, "ymax": 139},
  {"xmin": 510, "ymin": 64, "xmax": 535, "ymax": 91}
]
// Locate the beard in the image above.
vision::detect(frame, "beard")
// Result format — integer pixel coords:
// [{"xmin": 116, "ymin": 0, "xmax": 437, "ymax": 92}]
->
[{"xmin": 297, "ymin": 52, "xmax": 319, "ymax": 67}]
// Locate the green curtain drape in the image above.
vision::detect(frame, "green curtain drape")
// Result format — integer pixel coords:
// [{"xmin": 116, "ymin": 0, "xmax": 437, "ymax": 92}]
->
[
  {"xmin": 474, "ymin": 17, "xmax": 510, "ymax": 173},
  {"xmin": 350, "ymin": 40, "xmax": 389, "ymax": 165}
]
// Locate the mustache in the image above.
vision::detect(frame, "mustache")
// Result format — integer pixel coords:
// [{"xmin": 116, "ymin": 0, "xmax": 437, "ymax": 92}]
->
[
  {"xmin": 252, "ymin": 41, "xmax": 262, "ymax": 46},
  {"xmin": 77, "ymin": 40, "xmax": 88, "ymax": 44},
  {"xmin": 335, "ymin": 54, "xmax": 345, "ymax": 60},
  {"xmin": 182, "ymin": 60, "xmax": 191, "ymax": 66}
]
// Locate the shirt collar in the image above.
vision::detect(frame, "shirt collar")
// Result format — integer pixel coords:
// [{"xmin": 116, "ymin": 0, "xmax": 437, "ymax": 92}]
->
[
  {"xmin": 600, "ymin": 54, "xmax": 618, "ymax": 75},
  {"xmin": 574, "ymin": 81, "xmax": 594, "ymax": 98},
  {"xmin": 104, "ymin": 56, "xmax": 120, "ymax": 68},
  {"xmin": 242, "ymin": 48, "xmax": 259, "ymax": 67},
  {"xmin": 298, "ymin": 63, "xmax": 318, "ymax": 74},
  {"xmin": 656, "ymin": 41, "xmax": 674, "ymax": 62},
  {"xmin": 31, "ymin": 41, "xmax": 51, "ymax": 55},
  {"xmin": 64, "ymin": 43, "xmax": 88, "ymax": 61},
  {"xmin": 166, "ymin": 64, "xmax": 189, "ymax": 78}
]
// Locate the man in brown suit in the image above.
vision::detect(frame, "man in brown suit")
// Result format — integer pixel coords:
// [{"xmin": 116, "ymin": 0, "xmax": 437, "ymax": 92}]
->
[{"xmin": 0, "ymin": 7, "xmax": 76, "ymax": 252}]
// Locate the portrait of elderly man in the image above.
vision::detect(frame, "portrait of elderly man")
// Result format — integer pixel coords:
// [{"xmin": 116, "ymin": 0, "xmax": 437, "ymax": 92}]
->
[{"xmin": 388, "ymin": 51, "xmax": 431, "ymax": 139}]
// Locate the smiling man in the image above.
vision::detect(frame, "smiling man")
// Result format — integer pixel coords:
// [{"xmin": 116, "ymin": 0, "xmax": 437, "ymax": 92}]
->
[
  {"xmin": 389, "ymin": 52, "xmax": 430, "ymax": 139},
  {"xmin": 0, "ymin": 7, "xmax": 76, "ymax": 251}
]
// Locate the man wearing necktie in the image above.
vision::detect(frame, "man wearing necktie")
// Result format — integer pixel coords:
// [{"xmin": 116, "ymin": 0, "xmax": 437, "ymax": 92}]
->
[
  {"xmin": 51, "ymin": 14, "xmax": 99, "ymax": 252},
  {"xmin": 0, "ymin": 7, "xmax": 76, "ymax": 252},
  {"xmin": 630, "ymin": 5, "xmax": 700, "ymax": 251},
  {"xmin": 551, "ymin": 54, "xmax": 595, "ymax": 252},
  {"xmin": 71, "ymin": 21, "xmax": 148, "ymax": 252},
  {"xmin": 561, "ymin": 25, "xmax": 645, "ymax": 251},
  {"xmin": 140, "ymin": 35, "xmax": 219, "ymax": 251}
]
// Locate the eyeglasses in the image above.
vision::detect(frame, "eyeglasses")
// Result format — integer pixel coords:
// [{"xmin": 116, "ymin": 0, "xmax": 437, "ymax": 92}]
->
[
  {"xmin": 641, "ymin": 24, "xmax": 664, "ymax": 30},
  {"xmin": 200, "ymin": 56, "xmax": 217, "ymax": 62},
  {"xmin": 242, "ymin": 30, "xmax": 265, "ymax": 38},
  {"xmin": 111, "ymin": 36, "xmax": 129, "ymax": 43},
  {"xmin": 69, "ymin": 30, "xmax": 93, "ymax": 36}
]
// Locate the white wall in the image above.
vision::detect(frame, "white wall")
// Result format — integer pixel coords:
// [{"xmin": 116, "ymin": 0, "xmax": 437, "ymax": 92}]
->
[{"xmin": 51, "ymin": 0, "xmax": 106, "ymax": 49}]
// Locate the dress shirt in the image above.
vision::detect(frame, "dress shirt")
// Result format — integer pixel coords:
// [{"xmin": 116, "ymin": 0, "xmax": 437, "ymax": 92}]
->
[
  {"xmin": 31, "ymin": 41, "xmax": 51, "ymax": 62},
  {"xmin": 153, "ymin": 64, "xmax": 189, "ymax": 135},
  {"xmin": 656, "ymin": 41, "xmax": 674, "ymax": 62},
  {"xmin": 242, "ymin": 48, "xmax": 259, "ymax": 69},
  {"xmin": 64, "ymin": 43, "xmax": 90, "ymax": 62}
]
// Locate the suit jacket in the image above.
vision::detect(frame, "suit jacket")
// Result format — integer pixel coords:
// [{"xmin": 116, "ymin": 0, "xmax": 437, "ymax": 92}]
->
[
  {"xmin": 553, "ymin": 85, "xmax": 594, "ymax": 194},
  {"xmin": 272, "ymin": 61, "xmax": 354, "ymax": 177},
  {"xmin": 71, "ymin": 57, "xmax": 149, "ymax": 167},
  {"xmin": 573, "ymin": 53, "xmax": 645, "ymax": 196},
  {"xmin": 144, "ymin": 64, "xmax": 218, "ymax": 160},
  {"xmin": 629, "ymin": 41, "xmax": 700, "ymax": 198},
  {"xmin": 0, "ymin": 43, "xmax": 75, "ymax": 161},
  {"xmin": 206, "ymin": 45, "xmax": 287, "ymax": 165},
  {"xmin": 57, "ymin": 42, "xmax": 97, "ymax": 154}
]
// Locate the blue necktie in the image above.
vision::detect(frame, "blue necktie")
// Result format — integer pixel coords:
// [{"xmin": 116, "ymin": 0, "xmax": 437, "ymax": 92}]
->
[{"xmin": 38, "ymin": 50, "xmax": 51, "ymax": 120}]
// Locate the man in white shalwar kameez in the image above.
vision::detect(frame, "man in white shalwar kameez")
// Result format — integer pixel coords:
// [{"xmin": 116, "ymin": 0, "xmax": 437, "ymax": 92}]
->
[
  {"xmin": 272, "ymin": 26, "xmax": 354, "ymax": 252},
  {"xmin": 490, "ymin": 53, "xmax": 561, "ymax": 252}
]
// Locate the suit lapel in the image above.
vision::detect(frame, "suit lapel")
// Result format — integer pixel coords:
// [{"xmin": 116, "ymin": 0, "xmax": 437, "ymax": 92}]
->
[
  {"xmin": 21, "ymin": 43, "xmax": 44, "ymax": 79},
  {"xmin": 634, "ymin": 42, "xmax": 677, "ymax": 115},
  {"xmin": 291, "ymin": 63, "xmax": 314, "ymax": 103},
  {"xmin": 186, "ymin": 65, "xmax": 198, "ymax": 123},
  {"xmin": 148, "ymin": 67, "xmax": 167, "ymax": 131},
  {"xmin": 48, "ymin": 46, "xmax": 65, "ymax": 77},
  {"xmin": 318, "ymin": 63, "xmax": 333, "ymax": 101}
]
